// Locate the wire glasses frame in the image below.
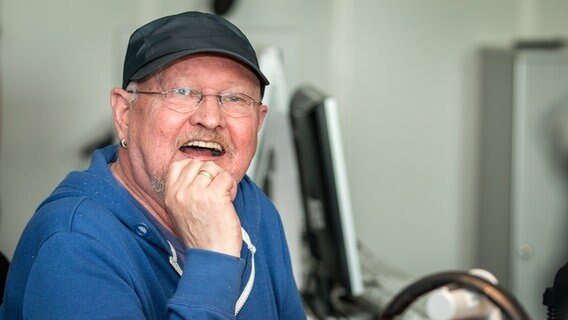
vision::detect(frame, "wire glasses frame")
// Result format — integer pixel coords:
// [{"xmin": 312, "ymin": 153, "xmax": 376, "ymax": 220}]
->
[{"xmin": 127, "ymin": 87, "xmax": 263, "ymax": 118}]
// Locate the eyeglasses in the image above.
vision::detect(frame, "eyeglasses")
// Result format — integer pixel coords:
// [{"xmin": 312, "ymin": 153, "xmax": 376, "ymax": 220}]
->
[{"xmin": 127, "ymin": 87, "xmax": 262, "ymax": 118}]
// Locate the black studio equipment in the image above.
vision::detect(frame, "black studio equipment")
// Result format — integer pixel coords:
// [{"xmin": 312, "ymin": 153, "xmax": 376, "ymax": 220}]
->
[
  {"xmin": 543, "ymin": 263, "xmax": 568, "ymax": 319},
  {"xmin": 378, "ymin": 271, "xmax": 531, "ymax": 320},
  {"xmin": 0, "ymin": 251, "xmax": 9, "ymax": 303},
  {"xmin": 211, "ymin": 0, "xmax": 237, "ymax": 16}
]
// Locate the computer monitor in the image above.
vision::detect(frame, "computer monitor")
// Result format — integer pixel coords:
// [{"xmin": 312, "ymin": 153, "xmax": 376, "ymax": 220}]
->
[{"xmin": 289, "ymin": 85, "xmax": 368, "ymax": 317}]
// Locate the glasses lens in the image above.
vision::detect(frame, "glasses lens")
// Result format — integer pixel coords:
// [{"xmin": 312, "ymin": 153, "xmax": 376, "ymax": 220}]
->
[
  {"xmin": 220, "ymin": 93, "xmax": 254, "ymax": 117},
  {"xmin": 164, "ymin": 88, "xmax": 201, "ymax": 113}
]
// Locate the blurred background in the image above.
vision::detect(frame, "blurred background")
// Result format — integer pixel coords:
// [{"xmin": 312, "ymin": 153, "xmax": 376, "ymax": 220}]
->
[{"xmin": 2, "ymin": 0, "xmax": 568, "ymax": 318}]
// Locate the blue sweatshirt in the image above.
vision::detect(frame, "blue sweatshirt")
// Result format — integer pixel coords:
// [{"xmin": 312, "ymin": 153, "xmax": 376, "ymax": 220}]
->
[{"xmin": 0, "ymin": 145, "xmax": 306, "ymax": 319}]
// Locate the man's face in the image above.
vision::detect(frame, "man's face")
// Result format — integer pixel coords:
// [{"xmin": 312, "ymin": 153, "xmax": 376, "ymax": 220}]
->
[{"xmin": 123, "ymin": 54, "xmax": 267, "ymax": 197}]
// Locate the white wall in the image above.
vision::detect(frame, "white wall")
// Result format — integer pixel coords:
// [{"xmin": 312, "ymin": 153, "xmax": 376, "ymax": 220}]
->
[
  {"xmin": 2, "ymin": 0, "xmax": 568, "ymax": 286},
  {"xmin": 342, "ymin": 1, "xmax": 519, "ymax": 275},
  {"xmin": 336, "ymin": 0, "xmax": 568, "ymax": 277}
]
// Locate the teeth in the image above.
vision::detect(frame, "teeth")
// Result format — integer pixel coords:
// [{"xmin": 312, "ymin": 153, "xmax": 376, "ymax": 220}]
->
[{"xmin": 184, "ymin": 141, "xmax": 223, "ymax": 152}]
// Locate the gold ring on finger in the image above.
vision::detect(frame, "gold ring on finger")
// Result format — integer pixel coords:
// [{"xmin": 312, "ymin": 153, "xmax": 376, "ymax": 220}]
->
[{"xmin": 197, "ymin": 169, "xmax": 215, "ymax": 181}]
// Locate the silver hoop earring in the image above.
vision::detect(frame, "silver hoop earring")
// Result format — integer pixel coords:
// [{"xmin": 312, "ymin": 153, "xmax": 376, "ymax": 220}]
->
[{"xmin": 120, "ymin": 139, "xmax": 128, "ymax": 149}]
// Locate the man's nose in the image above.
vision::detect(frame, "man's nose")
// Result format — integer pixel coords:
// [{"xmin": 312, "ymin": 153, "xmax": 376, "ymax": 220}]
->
[{"xmin": 188, "ymin": 95, "xmax": 225, "ymax": 129}]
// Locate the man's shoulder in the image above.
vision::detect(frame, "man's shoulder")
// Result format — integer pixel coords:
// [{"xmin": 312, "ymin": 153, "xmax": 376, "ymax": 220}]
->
[
  {"xmin": 29, "ymin": 193, "xmax": 116, "ymax": 237},
  {"xmin": 31, "ymin": 152, "xmax": 127, "ymax": 235}
]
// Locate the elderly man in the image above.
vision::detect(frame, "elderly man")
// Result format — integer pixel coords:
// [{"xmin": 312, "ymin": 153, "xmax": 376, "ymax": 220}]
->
[{"xmin": 0, "ymin": 11, "xmax": 306, "ymax": 319}]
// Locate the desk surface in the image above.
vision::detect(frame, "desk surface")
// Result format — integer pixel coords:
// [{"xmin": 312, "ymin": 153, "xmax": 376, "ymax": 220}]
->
[{"xmin": 358, "ymin": 244, "xmax": 429, "ymax": 320}]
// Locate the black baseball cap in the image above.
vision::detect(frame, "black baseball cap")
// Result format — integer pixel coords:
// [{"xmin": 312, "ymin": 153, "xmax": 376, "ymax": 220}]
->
[{"xmin": 122, "ymin": 11, "xmax": 269, "ymax": 94}]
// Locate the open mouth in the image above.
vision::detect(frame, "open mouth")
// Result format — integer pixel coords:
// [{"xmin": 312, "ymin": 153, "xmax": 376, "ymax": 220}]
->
[{"xmin": 180, "ymin": 140, "xmax": 225, "ymax": 157}]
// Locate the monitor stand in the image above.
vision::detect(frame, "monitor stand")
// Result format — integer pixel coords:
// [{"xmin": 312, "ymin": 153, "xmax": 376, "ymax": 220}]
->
[{"xmin": 302, "ymin": 270, "xmax": 382, "ymax": 319}]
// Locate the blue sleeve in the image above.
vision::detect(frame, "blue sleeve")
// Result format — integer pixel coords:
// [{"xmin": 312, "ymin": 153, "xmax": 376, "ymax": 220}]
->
[
  {"xmin": 168, "ymin": 249, "xmax": 245, "ymax": 319},
  {"xmin": 24, "ymin": 233, "xmax": 147, "ymax": 319}
]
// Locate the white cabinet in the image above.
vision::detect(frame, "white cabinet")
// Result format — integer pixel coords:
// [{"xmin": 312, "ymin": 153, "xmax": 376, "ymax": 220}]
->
[{"xmin": 478, "ymin": 48, "xmax": 568, "ymax": 319}]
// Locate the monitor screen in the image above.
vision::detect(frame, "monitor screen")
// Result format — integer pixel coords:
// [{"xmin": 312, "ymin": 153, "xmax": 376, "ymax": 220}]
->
[{"xmin": 289, "ymin": 85, "xmax": 365, "ymax": 316}]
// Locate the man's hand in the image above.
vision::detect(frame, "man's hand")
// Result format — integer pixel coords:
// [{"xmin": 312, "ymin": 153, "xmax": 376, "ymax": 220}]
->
[{"xmin": 164, "ymin": 158, "xmax": 242, "ymax": 257}]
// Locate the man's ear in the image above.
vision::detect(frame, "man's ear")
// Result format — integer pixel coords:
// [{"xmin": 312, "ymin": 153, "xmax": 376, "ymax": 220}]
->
[
  {"xmin": 110, "ymin": 87, "xmax": 131, "ymax": 140},
  {"xmin": 256, "ymin": 104, "xmax": 268, "ymax": 133}
]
